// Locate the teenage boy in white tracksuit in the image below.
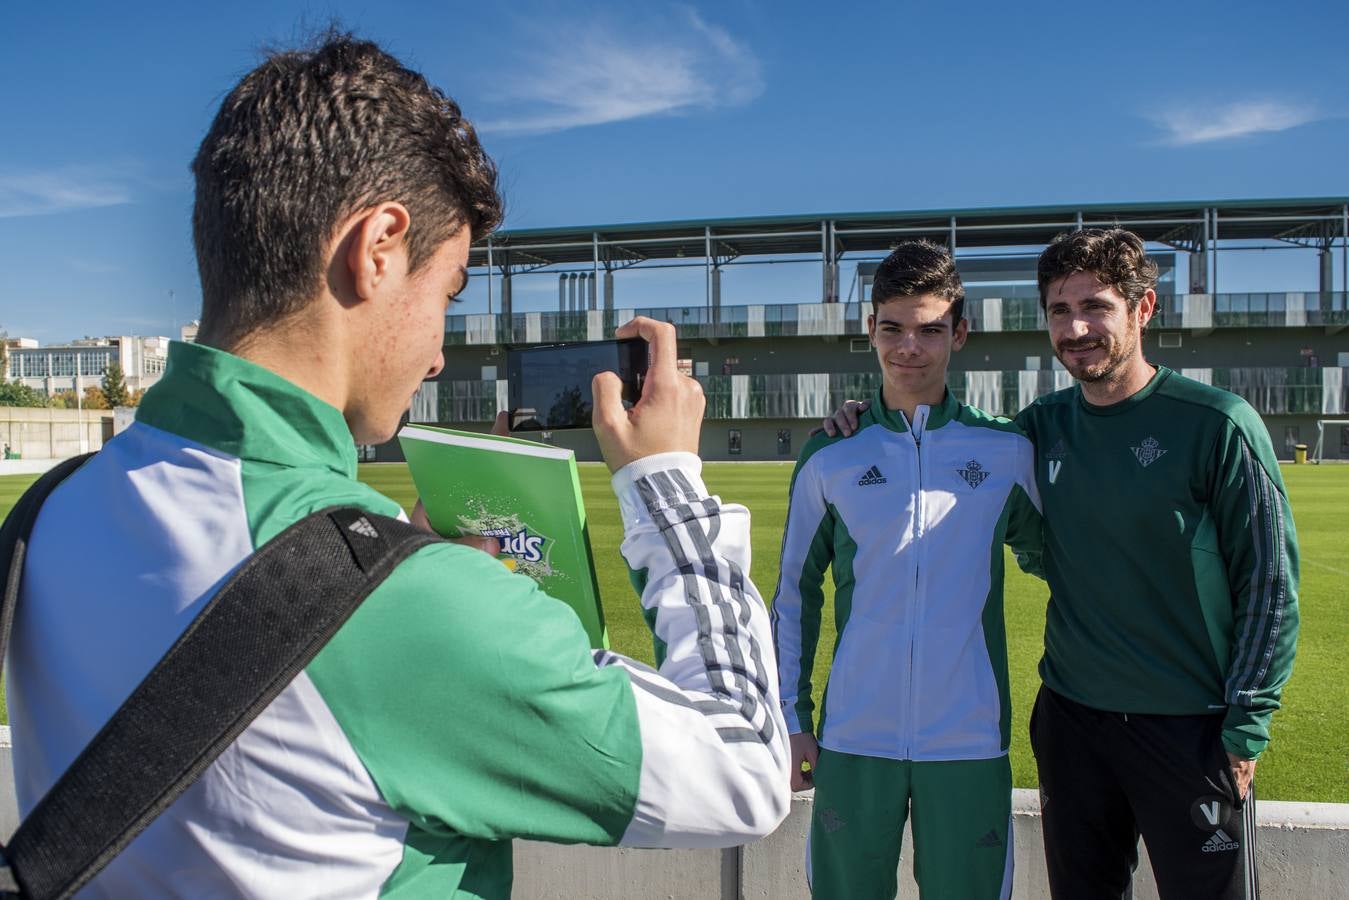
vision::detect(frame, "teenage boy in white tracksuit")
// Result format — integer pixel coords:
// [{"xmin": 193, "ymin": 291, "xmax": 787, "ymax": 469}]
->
[{"xmin": 772, "ymin": 241, "xmax": 1042, "ymax": 899}]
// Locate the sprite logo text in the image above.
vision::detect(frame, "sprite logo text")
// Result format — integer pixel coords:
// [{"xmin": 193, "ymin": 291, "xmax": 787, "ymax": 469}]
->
[{"xmin": 483, "ymin": 527, "xmax": 545, "ymax": 562}]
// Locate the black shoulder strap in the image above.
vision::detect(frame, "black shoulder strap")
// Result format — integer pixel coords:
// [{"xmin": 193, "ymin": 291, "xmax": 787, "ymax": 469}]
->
[
  {"xmin": 0, "ymin": 454, "xmax": 97, "ymax": 673},
  {"xmin": 0, "ymin": 490, "xmax": 439, "ymax": 900}
]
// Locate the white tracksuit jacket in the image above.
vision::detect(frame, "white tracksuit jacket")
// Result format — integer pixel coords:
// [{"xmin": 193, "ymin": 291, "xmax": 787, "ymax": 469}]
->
[{"xmin": 771, "ymin": 390, "xmax": 1042, "ymax": 761}]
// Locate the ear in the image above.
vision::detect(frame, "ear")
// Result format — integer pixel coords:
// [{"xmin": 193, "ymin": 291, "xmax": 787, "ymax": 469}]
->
[
  {"xmin": 344, "ymin": 203, "xmax": 413, "ymax": 302},
  {"xmin": 866, "ymin": 313, "xmax": 876, "ymax": 343},
  {"xmin": 951, "ymin": 316, "xmax": 969, "ymax": 351},
  {"xmin": 1136, "ymin": 288, "xmax": 1158, "ymax": 329}
]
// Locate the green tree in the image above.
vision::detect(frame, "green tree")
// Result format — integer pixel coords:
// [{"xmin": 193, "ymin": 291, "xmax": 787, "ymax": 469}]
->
[
  {"xmin": 101, "ymin": 361, "xmax": 130, "ymax": 408},
  {"xmin": 49, "ymin": 390, "xmax": 78, "ymax": 409},
  {"xmin": 82, "ymin": 385, "xmax": 110, "ymax": 410},
  {"xmin": 0, "ymin": 380, "xmax": 49, "ymax": 408}
]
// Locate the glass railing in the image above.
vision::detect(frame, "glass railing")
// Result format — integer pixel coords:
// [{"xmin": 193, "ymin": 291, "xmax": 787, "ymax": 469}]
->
[
  {"xmin": 420, "ymin": 366, "xmax": 1343, "ymax": 424},
  {"xmin": 448, "ymin": 292, "xmax": 1349, "ymax": 344}
]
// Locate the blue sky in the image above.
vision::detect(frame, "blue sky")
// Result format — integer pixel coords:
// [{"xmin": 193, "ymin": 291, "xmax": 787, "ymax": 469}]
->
[{"xmin": 2, "ymin": 0, "xmax": 1347, "ymax": 343}]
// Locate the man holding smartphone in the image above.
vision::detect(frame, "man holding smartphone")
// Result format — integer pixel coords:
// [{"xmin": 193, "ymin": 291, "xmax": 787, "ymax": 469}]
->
[
  {"xmin": 10, "ymin": 34, "xmax": 789, "ymax": 896},
  {"xmin": 774, "ymin": 241, "xmax": 1042, "ymax": 899}
]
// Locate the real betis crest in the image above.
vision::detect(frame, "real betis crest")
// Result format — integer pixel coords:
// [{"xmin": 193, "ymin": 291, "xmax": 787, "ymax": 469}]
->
[
  {"xmin": 1132, "ymin": 436, "xmax": 1168, "ymax": 468},
  {"xmin": 957, "ymin": 459, "xmax": 989, "ymax": 489}
]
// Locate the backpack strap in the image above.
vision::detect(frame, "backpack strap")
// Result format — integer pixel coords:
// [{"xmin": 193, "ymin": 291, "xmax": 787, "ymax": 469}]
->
[
  {"xmin": 0, "ymin": 501, "xmax": 439, "ymax": 900},
  {"xmin": 0, "ymin": 454, "xmax": 97, "ymax": 675}
]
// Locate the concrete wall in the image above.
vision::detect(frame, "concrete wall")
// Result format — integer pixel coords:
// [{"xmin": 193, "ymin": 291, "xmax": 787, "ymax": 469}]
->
[
  {"xmin": 514, "ymin": 791, "xmax": 1349, "ymax": 899},
  {"xmin": 1, "ymin": 727, "xmax": 1343, "ymax": 897},
  {"xmin": 0, "ymin": 407, "xmax": 113, "ymax": 460}
]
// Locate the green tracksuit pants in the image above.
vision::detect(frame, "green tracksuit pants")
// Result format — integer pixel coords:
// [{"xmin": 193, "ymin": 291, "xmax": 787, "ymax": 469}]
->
[{"xmin": 808, "ymin": 749, "xmax": 1013, "ymax": 899}]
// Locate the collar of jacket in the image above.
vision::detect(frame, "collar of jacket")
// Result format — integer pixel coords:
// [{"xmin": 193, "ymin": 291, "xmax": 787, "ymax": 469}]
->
[
  {"xmin": 136, "ymin": 340, "xmax": 358, "ymax": 478},
  {"xmin": 867, "ymin": 386, "xmax": 959, "ymax": 434}
]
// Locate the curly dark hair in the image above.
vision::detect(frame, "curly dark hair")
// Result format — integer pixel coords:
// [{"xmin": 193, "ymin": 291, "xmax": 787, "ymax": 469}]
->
[
  {"xmin": 1037, "ymin": 228, "xmax": 1158, "ymax": 309},
  {"xmin": 871, "ymin": 240, "xmax": 965, "ymax": 323},
  {"xmin": 192, "ymin": 33, "xmax": 503, "ymax": 348}
]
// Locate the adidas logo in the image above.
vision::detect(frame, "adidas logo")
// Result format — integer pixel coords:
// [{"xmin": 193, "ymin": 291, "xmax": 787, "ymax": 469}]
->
[
  {"xmin": 857, "ymin": 465, "xmax": 887, "ymax": 486},
  {"xmin": 347, "ymin": 517, "xmax": 379, "ymax": 539},
  {"xmin": 1201, "ymin": 829, "xmax": 1239, "ymax": 853},
  {"xmin": 974, "ymin": 830, "xmax": 1002, "ymax": 849}
]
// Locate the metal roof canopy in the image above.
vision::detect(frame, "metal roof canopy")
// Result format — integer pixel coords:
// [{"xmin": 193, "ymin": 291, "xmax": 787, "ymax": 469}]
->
[
  {"xmin": 470, "ymin": 198, "xmax": 1349, "ymax": 269},
  {"xmin": 469, "ymin": 198, "xmax": 1349, "ymax": 312}
]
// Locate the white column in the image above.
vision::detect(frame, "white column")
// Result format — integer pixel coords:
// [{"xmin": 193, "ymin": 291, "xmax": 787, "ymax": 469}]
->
[
  {"xmin": 964, "ymin": 371, "xmax": 1003, "ymax": 415},
  {"xmin": 409, "ymin": 381, "xmax": 439, "ymax": 423},
  {"xmin": 1285, "ymin": 293, "xmax": 1307, "ymax": 327},
  {"xmin": 615, "ymin": 308, "xmax": 637, "ymax": 328},
  {"xmin": 798, "ymin": 304, "xmax": 825, "ymax": 336},
  {"xmin": 1053, "ymin": 370, "xmax": 1074, "ymax": 392},
  {"xmin": 823, "ymin": 303, "xmax": 844, "ymax": 335},
  {"xmin": 496, "ymin": 380, "xmax": 510, "ymax": 415},
  {"xmin": 587, "ymin": 309, "xmax": 604, "ymax": 341},
  {"xmin": 981, "ymin": 298, "xmax": 1003, "ymax": 333},
  {"xmin": 1182, "ymin": 294, "xmax": 1213, "ymax": 330},
  {"xmin": 732, "ymin": 374, "xmax": 749, "ymax": 419},
  {"xmin": 1323, "ymin": 367, "xmax": 1345, "ymax": 415},
  {"xmin": 1018, "ymin": 370, "xmax": 1040, "ymax": 411},
  {"xmin": 747, "ymin": 305, "xmax": 765, "ymax": 338},
  {"xmin": 525, "ymin": 312, "xmax": 543, "ymax": 344},
  {"xmin": 466, "ymin": 314, "xmax": 497, "ymax": 345},
  {"xmin": 796, "ymin": 373, "xmax": 830, "ymax": 419},
  {"xmin": 1181, "ymin": 368, "xmax": 1213, "ymax": 386}
]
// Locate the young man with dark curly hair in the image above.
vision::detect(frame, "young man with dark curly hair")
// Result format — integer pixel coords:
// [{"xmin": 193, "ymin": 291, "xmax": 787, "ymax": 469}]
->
[{"xmin": 9, "ymin": 34, "xmax": 789, "ymax": 897}]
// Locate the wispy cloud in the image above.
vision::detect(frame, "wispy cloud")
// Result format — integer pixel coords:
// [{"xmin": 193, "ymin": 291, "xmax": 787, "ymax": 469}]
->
[
  {"xmin": 1148, "ymin": 98, "xmax": 1323, "ymax": 146},
  {"xmin": 479, "ymin": 7, "xmax": 763, "ymax": 136},
  {"xmin": 0, "ymin": 167, "xmax": 135, "ymax": 219}
]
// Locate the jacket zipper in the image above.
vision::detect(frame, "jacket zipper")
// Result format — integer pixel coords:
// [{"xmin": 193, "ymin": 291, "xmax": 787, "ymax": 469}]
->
[{"xmin": 903, "ymin": 405, "xmax": 929, "ymax": 759}]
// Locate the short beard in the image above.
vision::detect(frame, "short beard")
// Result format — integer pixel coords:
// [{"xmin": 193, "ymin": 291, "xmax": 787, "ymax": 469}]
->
[{"xmin": 1056, "ymin": 324, "xmax": 1138, "ymax": 383}]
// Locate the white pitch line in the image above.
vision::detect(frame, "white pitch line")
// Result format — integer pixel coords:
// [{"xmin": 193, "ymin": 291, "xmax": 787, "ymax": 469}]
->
[{"xmin": 1303, "ymin": 558, "xmax": 1349, "ymax": 578}]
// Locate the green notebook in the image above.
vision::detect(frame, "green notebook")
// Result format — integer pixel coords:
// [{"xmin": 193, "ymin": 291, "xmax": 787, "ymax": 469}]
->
[{"xmin": 397, "ymin": 424, "xmax": 608, "ymax": 648}]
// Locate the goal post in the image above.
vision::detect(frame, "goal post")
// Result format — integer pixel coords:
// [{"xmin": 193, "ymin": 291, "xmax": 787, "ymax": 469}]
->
[{"xmin": 1312, "ymin": 420, "xmax": 1349, "ymax": 464}]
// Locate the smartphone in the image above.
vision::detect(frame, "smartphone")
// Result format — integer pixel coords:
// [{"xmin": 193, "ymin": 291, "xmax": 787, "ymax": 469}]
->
[{"xmin": 506, "ymin": 338, "xmax": 648, "ymax": 431}]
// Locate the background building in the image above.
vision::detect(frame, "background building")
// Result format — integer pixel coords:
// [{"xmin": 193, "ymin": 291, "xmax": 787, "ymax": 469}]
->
[
  {"xmin": 378, "ymin": 199, "xmax": 1348, "ymax": 463},
  {"xmin": 7, "ymin": 335, "xmax": 170, "ymax": 399}
]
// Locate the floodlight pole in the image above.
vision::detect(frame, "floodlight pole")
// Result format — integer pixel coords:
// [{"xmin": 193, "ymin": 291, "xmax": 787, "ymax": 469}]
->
[
  {"xmin": 592, "ymin": 233, "xmax": 600, "ymax": 313},
  {"xmin": 486, "ymin": 237, "xmax": 494, "ymax": 317},
  {"xmin": 705, "ymin": 226, "xmax": 713, "ymax": 310},
  {"xmin": 1211, "ymin": 208, "xmax": 1220, "ymax": 295}
]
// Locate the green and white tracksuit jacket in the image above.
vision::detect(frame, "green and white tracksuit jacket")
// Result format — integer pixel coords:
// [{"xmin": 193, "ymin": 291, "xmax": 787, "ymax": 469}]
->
[
  {"xmin": 772, "ymin": 390, "xmax": 1042, "ymax": 760},
  {"xmin": 9, "ymin": 341, "xmax": 790, "ymax": 898}
]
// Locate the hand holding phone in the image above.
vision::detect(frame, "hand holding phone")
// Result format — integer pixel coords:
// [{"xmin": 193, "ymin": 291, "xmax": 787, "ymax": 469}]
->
[
  {"xmin": 506, "ymin": 339, "xmax": 647, "ymax": 431},
  {"xmin": 592, "ymin": 317, "xmax": 704, "ymax": 473}
]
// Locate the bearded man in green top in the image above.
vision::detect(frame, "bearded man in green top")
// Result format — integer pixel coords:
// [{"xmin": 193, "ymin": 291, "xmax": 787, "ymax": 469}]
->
[{"xmin": 1015, "ymin": 228, "xmax": 1297, "ymax": 899}]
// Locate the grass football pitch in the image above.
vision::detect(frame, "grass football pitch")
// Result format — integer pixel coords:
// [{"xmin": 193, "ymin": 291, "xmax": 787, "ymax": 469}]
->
[{"xmin": 2, "ymin": 463, "xmax": 1345, "ymax": 802}]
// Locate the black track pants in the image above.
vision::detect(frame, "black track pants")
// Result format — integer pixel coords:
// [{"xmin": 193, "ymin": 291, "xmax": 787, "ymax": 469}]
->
[{"xmin": 1030, "ymin": 687, "xmax": 1259, "ymax": 899}]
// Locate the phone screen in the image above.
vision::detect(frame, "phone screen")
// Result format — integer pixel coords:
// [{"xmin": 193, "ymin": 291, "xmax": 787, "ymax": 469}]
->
[{"xmin": 506, "ymin": 339, "xmax": 647, "ymax": 431}]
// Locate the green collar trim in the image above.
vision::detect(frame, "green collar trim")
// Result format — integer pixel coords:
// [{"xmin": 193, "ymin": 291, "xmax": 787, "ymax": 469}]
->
[
  {"xmin": 136, "ymin": 341, "xmax": 357, "ymax": 477},
  {"xmin": 1076, "ymin": 365, "xmax": 1172, "ymax": 417},
  {"xmin": 868, "ymin": 386, "xmax": 960, "ymax": 433}
]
